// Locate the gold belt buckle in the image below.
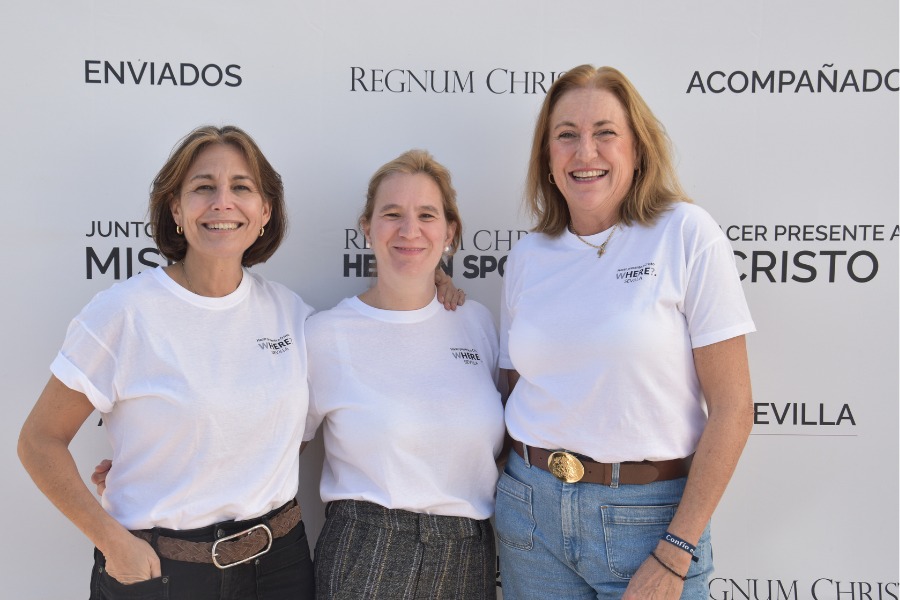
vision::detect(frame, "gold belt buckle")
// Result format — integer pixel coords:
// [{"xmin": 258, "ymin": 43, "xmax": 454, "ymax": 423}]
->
[{"xmin": 547, "ymin": 451, "xmax": 585, "ymax": 483}]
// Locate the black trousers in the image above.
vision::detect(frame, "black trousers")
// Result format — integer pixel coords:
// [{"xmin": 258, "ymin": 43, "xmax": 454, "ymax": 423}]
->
[{"xmin": 89, "ymin": 517, "xmax": 314, "ymax": 600}]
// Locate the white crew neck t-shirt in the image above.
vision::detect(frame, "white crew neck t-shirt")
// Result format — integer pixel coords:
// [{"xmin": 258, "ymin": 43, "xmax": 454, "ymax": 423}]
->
[
  {"xmin": 51, "ymin": 267, "xmax": 313, "ymax": 530},
  {"xmin": 304, "ymin": 294, "xmax": 504, "ymax": 520},
  {"xmin": 501, "ymin": 202, "xmax": 755, "ymax": 463}
]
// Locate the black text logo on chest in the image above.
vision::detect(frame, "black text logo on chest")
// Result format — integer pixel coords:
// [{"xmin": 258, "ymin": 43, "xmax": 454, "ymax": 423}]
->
[
  {"xmin": 256, "ymin": 334, "xmax": 294, "ymax": 355},
  {"xmin": 615, "ymin": 262, "xmax": 658, "ymax": 284},
  {"xmin": 450, "ymin": 347, "xmax": 482, "ymax": 366}
]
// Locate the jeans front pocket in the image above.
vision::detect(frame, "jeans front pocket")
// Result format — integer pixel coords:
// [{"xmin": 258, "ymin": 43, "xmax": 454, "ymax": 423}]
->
[
  {"xmin": 494, "ymin": 471, "xmax": 536, "ymax": 551},
  {"xmin": 600, "ymin": 503, "xmax": 678, "ymax": 580}
]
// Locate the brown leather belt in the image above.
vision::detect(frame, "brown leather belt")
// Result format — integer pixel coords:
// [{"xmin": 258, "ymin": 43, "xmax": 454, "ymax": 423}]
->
[
  {"xmin": 132, "ymin": 500, "xmax": 301, "ymax": 569},
  {"xmin": 512, "ymin": 440, "xmax": 691, "ymax": 486}
]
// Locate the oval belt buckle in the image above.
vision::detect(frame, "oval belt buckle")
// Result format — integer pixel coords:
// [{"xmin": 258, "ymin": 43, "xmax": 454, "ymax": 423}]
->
[
  {"xmin": 547, "ymin": 451, "xmax": 585, "ymax": 483},
  {"xmin": 212, "ymin": 523, "xmax": 273, "ymax": 569}
]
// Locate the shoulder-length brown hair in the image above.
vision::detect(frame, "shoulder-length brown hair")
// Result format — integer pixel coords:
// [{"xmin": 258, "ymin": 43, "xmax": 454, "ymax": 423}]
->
[
  {"xmin": 360, "ymin": 149, "xmax": 463, "ymax": 253},
  {"xmin": 526, "ymin": 65, "xmax": 690, "ymax": 236},
  {"xmin": 148, "ymin": 125, "xmax": 287, "ymax": 266}
]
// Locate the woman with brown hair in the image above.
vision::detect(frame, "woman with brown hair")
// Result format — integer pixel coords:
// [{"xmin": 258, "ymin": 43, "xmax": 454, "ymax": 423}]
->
[{"xmin": 19, "ymin": 125, "xmax": 316, "ymax": 599}]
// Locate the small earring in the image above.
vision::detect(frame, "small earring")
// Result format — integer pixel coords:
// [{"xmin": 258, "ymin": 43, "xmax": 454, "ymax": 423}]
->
[
  {"xmin": 548, "ymin": 173, "xmax": 556, "ymax": 186},
  {"xmin": 444, "ymin": 245, "xmax": 451, "ymax": 253},
  {"xmin": 176, "ymin": 225, "xmax": 183, "ymax": 235},
  {"xmin": 259, "ymin": 226, "xmax": 265, "ymax": 237}
]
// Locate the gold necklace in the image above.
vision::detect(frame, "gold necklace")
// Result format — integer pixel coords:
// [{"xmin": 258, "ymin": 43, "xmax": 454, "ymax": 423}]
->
[{"xmin": 570, "ymin": 223, "xmax": 619, "ymax": 258}]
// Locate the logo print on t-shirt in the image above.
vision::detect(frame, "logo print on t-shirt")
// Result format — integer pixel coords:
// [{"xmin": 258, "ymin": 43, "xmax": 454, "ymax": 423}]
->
[
  {"xmin": 450, "ymin": 347, "xmax": 482, "ymax": 366},
  {"xmin": 615, "ymin": 262, "xmax": 657, "ymax": 284},
  {"xmin": 256, "ymin": 334, "xmax": 294, "ymax": 355}
]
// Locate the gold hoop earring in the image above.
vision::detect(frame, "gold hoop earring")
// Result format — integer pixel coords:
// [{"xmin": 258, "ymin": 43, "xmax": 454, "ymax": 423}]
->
[
  {"xmin": 259, "ymin": 226, "xmax": 265, "ymax": 237},
  {"xmin": 176, "ymin": 225, "xmax": 183, "ymax": 235},
  {"xmin": 548, "ymin": 173, "xmax": 556, "ymax": 186}
]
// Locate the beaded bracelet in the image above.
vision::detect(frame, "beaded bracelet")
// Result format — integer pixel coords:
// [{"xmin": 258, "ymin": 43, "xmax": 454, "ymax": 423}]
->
[
  {"xmin": 662, "ymin": 531, "xmax": 700, "ymax": 562},
  {"xmin": 650, "ymin": 551, "xmax": 687, "ymax": 581}
]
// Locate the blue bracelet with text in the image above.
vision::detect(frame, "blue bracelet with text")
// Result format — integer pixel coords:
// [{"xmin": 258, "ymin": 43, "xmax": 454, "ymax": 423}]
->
[{"xmin": 662, "ymin": 532, "xmax": 700, "ymax": 562}]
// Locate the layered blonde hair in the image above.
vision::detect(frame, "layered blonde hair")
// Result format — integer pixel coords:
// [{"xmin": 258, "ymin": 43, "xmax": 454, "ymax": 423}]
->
[{"xmin": 526, "ymin": 65, "xmax": 690, "ymax": 235}]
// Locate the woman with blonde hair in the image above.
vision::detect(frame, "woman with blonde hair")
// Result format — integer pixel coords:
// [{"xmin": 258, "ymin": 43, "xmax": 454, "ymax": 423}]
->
[
  {"xmin": 305, "ymin": 149, "xmax": 504, "ymax": 599},
  {"xmin": 496, "ymin": 65, "xmax": 755, "ymax": 599}
]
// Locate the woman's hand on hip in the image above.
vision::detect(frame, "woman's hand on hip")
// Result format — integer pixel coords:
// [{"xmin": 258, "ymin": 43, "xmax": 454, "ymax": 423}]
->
[{"xmin": 103, "ymin": 533, "xmax": 162, "ymax": 585}]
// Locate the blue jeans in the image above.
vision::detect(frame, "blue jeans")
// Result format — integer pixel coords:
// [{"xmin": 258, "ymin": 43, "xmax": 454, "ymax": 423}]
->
[{"xmin": 495, "ymin": 448, "xmax": 712, "ymax": 600}]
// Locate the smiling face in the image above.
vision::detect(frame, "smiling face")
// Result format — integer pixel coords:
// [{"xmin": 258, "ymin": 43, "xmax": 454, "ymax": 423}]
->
[
  {"xmin": 170, "ymin": 143, "xmax": 271, "ymax": 264},
  {"xmin": 548, "ymin": 87, "xmax": 637, "ymax": 232},
  {"xmin": 362, "ymin": 172, "xmax": 455, "ymax": 282}
]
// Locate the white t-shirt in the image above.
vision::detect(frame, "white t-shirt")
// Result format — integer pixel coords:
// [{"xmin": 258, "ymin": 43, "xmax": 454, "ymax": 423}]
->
[
  {"xmin": 303, "ymin": 294, "xmax": 504, "ymax": 520},
  {"xmin": 500, "ymin": 202, "xmax": 755, "ymax": 463},
  {"xmin": 51, "ymin": 267, "xmax": 313, "ymax": 530}
]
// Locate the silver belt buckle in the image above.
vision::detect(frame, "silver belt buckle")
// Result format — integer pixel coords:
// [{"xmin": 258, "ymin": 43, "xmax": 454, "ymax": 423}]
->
[
  {"xmin": 212, "ymin": 523, "xmax": 273, "ymax": 569},
  {"xmin": 547, "ymin": 451, "xmax": 585, "ymax": 483}
]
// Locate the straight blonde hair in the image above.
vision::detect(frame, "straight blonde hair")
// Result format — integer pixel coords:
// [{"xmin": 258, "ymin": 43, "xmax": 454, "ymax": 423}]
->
[{"xmin": 526, "ymin": 65, "xmax": 690, "ymax": 235}]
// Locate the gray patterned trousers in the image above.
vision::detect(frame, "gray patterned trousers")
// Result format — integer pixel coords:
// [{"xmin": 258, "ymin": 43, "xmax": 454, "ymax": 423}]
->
[{"xmin": 314, "ymin": 499, "xmax": 497, "ymax": 599}]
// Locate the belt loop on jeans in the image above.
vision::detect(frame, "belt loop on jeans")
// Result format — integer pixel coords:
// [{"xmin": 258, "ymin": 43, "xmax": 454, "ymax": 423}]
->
[
  {"xmin": 610, "ymin": 463, "xmax": 620, "ymax": 489},
  {"xmin": 521, "ymin": 442, "xmax": 532, "ymax": 468}
]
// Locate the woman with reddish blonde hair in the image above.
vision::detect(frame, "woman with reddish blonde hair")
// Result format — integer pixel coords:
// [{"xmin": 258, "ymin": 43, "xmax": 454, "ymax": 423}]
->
[{"xmin": 496, "ymin": 66, "xmax": 755, "ymax": 599}]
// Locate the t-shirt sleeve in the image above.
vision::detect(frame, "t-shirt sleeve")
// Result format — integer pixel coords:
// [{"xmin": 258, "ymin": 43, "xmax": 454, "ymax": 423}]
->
[
  {"xmin": 682, "ymin": 217, "xmax": 756, "ymax": 348},
  {"xmin": 50, "ymin": 317, "xmax": 119, "ymax": 413}
]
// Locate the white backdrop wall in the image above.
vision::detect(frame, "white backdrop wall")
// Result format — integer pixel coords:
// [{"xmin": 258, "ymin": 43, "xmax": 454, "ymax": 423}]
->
[{"xmin": 3, "ymin": 1, "xmax": 897, "ymax": 598}]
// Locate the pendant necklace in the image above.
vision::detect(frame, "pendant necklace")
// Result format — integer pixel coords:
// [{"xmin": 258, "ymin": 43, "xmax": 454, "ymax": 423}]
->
[{"xmin": 570, "ymin": 223, "xmax": 619, "ymax": 258}]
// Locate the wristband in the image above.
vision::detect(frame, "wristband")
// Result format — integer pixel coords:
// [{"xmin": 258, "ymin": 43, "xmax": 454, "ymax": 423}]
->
[{"xmin": 662, "ymin": 532, "xmax": 700, "ymax": 563}]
